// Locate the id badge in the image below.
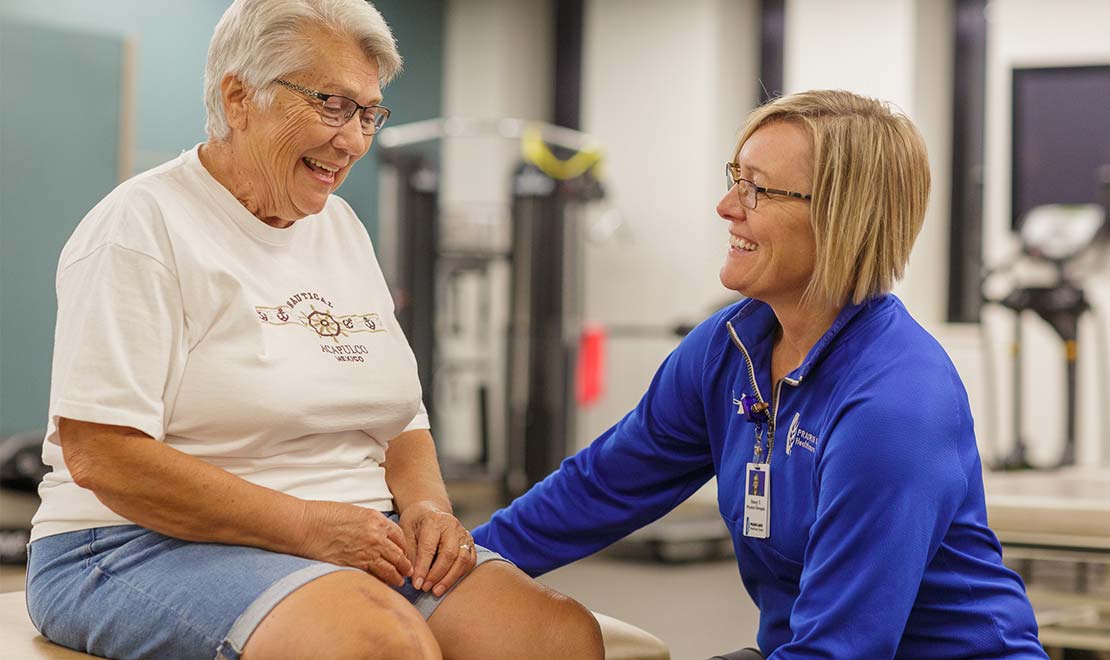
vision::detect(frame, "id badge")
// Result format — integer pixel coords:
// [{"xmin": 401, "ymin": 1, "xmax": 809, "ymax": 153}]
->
[{"xmin": 743, "ymin": 462, "xmax": 770, "ymax": 539}]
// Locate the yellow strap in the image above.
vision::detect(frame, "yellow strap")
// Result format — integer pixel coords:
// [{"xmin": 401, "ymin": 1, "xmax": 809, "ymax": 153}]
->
[{"xmin": 521, "ymin": 125, "xmax": 603, "ymax": 180}]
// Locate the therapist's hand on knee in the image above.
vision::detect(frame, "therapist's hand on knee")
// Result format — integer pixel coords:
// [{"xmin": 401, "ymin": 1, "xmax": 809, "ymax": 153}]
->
[
  {"xmin": 398, "ymin": 501, "xmax": 477, "ymax": 596},
  {"xmin": 296, "ymin": 501, "xmax": 413, "ymax": 586}
]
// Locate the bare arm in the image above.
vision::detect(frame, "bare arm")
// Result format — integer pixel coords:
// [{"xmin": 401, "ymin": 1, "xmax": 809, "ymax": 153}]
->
[
  {"xmin": 385, "ymin": 429, "xmax": 452, "ymax": 515},
  {"xmin": 385, "ymin": 429, "xmax": 475, "ymax": 595},
  {"xmin": 60, "ymin": 418, "xmax": 413, "ymax": 584},
  {"xmin": 61, "ymin": 418, "xmax": 307, "ymax": 550}
]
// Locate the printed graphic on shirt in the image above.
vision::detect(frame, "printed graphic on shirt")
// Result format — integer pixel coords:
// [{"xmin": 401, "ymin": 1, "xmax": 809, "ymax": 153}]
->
[
  {"xmin": 785, "ymin": 411, "xmax": 819, "ymax": 455},
  {"xmin": 255, "ymin": 291, "xmax": 385, "ymax": 363}
]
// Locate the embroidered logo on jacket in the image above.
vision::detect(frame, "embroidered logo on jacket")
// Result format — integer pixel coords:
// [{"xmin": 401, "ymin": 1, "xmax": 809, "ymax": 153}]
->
[{"xmin": 785, "ymin": 412, "xmax": 819, "ymax": 455}]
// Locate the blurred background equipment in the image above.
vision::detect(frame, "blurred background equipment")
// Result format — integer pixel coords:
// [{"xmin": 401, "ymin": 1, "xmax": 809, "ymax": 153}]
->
[
  {"xmin": 0, "ymin": 430, "xmax": 47, "ymax": 565},
  {"xmin": 376, "ymin": 118, "xmax": 608, "ymax": 500},
  {"xmin": 975, "ymin": 61, "xmax": 1110, "ymax": 472},
  {"xmin": 981, "ymin": 202, "xmax": 1108, "ymax": 470}
]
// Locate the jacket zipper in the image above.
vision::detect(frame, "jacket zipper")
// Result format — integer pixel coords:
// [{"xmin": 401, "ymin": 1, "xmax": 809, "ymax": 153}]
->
[
  {"xmin": 727, "ymin": 320, "xmax": 805, "ymax": 462},
  {"xmin": 726, "ymin": 321, "xmax": 777, "ymax": 461},
  {"xmin": 726, "ymin": 321, "xmax": 765, "ymax": 403}
]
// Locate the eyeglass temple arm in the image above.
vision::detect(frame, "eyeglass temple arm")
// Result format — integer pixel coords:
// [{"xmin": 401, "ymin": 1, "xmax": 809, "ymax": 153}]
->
[{"xmin": 763, "ymin": 187, "xmax": 811, "ymax": 200}]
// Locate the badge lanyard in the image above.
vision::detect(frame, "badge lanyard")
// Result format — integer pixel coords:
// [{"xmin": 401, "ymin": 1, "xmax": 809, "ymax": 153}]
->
[{"xmin": 737, "ymin": 393, "xmax": 771, "ymax": 539}]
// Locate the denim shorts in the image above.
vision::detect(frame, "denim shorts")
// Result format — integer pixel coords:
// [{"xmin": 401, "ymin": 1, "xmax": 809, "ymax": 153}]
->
[{"xmin": 26, "ymin": 516, "xmax": 508, "ymax": 660}]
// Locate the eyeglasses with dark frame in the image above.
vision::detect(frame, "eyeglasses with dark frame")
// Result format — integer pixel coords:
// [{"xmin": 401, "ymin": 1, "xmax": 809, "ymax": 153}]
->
[
  {"xmin": 725, "ymin": 162, "xmax": 812, "ymax": 210},
  {"xmin": 272, "ymin": 78, "xmax": 391, "ymax": 136}
]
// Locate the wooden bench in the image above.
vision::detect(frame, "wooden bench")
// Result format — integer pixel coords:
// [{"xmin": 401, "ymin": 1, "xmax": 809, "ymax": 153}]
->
[
  {"xmin": 0, "ymin": 590, "xmax": 669, "ymax": 659},
  {"xmin": 0, "ymin": 591, "xmax": 91, "ymax": 659}
]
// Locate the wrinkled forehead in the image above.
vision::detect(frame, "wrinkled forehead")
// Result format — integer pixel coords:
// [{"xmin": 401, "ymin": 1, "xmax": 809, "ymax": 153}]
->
[{"xmin": 290, "ymin": 25, "xmax": 383, "ymax": 104}]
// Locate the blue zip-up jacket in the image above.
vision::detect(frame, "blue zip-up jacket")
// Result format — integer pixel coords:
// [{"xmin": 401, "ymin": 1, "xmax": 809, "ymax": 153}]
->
[{"xmin": 474, "ymin": 294, "xmax": 1047, "ymax": 659}]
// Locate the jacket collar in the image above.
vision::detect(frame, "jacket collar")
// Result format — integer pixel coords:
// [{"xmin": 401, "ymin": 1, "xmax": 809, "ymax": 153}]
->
[{"xmin": 727, "ymin": 294, "xmax": 894, "ymax": 383}]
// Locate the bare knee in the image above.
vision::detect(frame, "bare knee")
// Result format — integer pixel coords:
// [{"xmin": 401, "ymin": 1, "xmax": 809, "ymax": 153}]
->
[
  {"xmin": 537, "ymin": 590, "xmax": 605, "ymax": 660},
  {"xmin": 428, "ymin": 561, "xmax": 603, "ymax": 660},
  {"xmin": 243, "ymin": 571, "xmax": 441, "ymax": 660}
]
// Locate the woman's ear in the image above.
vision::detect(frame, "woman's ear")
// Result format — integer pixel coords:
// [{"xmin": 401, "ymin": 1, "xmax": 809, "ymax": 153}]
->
[{"xmin": 221, "ymin": 73, "xmax": 251, "ymax": 131}]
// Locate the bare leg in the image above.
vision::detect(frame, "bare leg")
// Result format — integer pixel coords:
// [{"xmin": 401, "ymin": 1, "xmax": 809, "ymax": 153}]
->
[
  {"xmin": 428, "ymin": 561, "xmax": 604, "ymax": 660},
  {"xmin": 242, "ymin": 571, "xmax": 442, "ymax": 660}
]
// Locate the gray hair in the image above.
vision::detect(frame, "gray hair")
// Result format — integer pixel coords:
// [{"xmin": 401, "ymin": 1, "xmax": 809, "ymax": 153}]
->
[{"xmin": 204, "ymin": 0, "xmax": 402, "ymax": 140}]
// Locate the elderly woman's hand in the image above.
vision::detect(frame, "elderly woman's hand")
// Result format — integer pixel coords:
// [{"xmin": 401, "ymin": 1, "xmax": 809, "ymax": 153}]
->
[
  {"xmin": 398, "ymin": 500, "xmax": 477, "ymax": 597},
  {"xmin": 296, "ymin": 500, "xmax": 413, "ymax": 586}
]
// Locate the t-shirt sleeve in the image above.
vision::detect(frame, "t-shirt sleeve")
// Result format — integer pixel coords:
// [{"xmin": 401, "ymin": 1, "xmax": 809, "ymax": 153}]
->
[
  {"xmin": 402, "ymin": 401, "xmax": 430, "ymax": 433},
  {"xmin": 48, "ymin": 243, "xmax": 187, "ymax": 443}
]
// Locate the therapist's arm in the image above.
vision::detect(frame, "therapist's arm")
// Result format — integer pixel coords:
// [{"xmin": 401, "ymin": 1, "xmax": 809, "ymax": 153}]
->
[
  {"xmin": 472, "ymin": 312, "xmax": 722, "ymax": 577},
  {"xmin": 60, "ymin": 418, "xmax": 413, "ymax": 585}
]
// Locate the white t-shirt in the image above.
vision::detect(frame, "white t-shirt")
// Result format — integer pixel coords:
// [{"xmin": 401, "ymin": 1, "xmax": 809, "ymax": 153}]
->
[{"xmin": 31, "ymin": 146, "xmax": 428, "ymax": 541}]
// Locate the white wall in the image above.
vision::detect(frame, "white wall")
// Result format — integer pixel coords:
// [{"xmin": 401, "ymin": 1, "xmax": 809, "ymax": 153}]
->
[
  {"xmin": 576, "ymin": 0, "xmax": 760, "ymax": 454},
  {"xmin": 442, "ymin": 0, "xmax": 553, "ymax": 204},
  {"xmin": 785, "ymin": 0, "xmax": 952, "ymax": 326},
  {"xmin": 981, "ymin": 0, "xmax": 1110, "ymax": 466}
]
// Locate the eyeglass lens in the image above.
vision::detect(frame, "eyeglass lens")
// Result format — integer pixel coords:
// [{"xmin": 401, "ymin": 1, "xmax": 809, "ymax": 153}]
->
[
  {"xmin": 319, "ymin": 97, "xmax": 389, "ymax": 134},
  {"xmin": 725, "ymin": 164, "xmax": 756, "ymax": 209}
]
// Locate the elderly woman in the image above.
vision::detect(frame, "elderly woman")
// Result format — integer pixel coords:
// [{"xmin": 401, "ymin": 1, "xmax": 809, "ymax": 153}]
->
[
  {"xmin": 24, "ymin": 1, "xmax": 603, "ymax": 659},
  {"xmin": 475, "ymin": 90, "xmax": 1049, "ymax": 659}
]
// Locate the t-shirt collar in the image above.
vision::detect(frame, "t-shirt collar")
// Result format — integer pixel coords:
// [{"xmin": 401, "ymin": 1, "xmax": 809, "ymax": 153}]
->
[{"xmin": 183, "ymin": 144, "xmax": 309, "ymax": 246}]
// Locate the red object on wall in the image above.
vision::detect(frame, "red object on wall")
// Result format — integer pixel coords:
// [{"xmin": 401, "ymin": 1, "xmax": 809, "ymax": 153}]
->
[{"xmin": 577, "ymin": 324, "xmax": 606, "ymax": 406}]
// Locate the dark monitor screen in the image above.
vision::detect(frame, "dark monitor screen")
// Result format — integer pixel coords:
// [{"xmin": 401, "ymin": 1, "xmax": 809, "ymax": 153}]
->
[{"xmin": 1011, "ymin": 64, "xmax": 1110, "ymax": 230}]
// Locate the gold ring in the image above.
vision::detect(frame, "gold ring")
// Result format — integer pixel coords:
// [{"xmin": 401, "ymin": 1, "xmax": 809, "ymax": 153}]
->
[{"xmin": 459, "ymin": 543, "xmax": 472, "ymax": 552}]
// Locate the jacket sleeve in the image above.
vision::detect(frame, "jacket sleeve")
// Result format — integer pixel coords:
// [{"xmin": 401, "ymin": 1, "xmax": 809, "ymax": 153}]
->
[
  {"xmin": 768, "ymin": 374, "xmax": 970, "ymax": 660},
  {"xmin": 471, "ymin": 313, "xmax": 724, "ymax": 577}
]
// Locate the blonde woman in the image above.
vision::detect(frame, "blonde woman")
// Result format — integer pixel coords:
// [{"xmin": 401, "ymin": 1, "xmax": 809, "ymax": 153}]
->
[{"xmin": 475, "ymin": 90, "xmax": 1047, "ymax": 660}]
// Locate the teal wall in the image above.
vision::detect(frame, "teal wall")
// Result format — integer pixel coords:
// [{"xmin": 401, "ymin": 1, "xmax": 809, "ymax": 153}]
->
[
  {"xmin": 0, "ymin": 1, "xmax": 444, "ymax": 435},
  {"xmin": 0, "ymin": 1, "xmax": 231, "ymax": 172},
  {"xmin": 0, "ymin": 19, "xmax": 125, "ymax": 436}
]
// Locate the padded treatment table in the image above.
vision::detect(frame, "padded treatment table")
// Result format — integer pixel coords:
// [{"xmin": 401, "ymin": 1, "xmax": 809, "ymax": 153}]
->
[
  {"xmin": 986, "ymin": 468, "xmax": 1110, "ymax": 551},
  {"xmin": 0, "ymin": 590, "xmax": 669, "ymax": 659},
  {"xmin": 984, "ymin": 468, "xmax": 1110, "ymax": 654}
]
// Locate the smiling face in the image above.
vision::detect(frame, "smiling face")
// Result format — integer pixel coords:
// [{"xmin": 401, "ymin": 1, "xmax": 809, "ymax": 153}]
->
[
  {"xmin": 229, "ymin": 26, "xmax": 382, "ymax": 225},
  {"xmin": 717, "ymin": 120, "xmax": 816, "ymax": 308}
]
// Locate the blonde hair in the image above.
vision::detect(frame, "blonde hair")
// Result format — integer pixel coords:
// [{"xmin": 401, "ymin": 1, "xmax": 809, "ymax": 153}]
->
[
  {"xmin": 734, "ymin": 90, "xmax": 930, "ymax": 306},
  {"xmin": 204, "ymin": 0, "xmax": 403, "ymax": 140}
]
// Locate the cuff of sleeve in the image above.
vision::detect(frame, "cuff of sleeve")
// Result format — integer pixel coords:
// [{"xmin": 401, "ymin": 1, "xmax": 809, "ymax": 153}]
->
[
  {"xmin": 51, "ymin": 400, "xmax": 165, "ymax": 444},
  {"xmin": 402, "ymin": 411, "xmax": 431, "ymax": 433}
]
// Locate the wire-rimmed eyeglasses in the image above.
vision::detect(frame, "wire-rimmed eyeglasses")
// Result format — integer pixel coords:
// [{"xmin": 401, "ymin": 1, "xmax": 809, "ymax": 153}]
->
[
  {"xmin": 725, "ymin": 162, "xmax": 812, "ymax": 210},
  {"xmin": 273, "ymin": 78, "xmax": 391, "ymax": 136}
]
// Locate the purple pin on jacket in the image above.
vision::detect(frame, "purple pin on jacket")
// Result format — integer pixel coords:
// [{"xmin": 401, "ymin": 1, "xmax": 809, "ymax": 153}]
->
[{"xmin": 737, "ymin": 393, "xmax": 770, "ymax": 424}]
